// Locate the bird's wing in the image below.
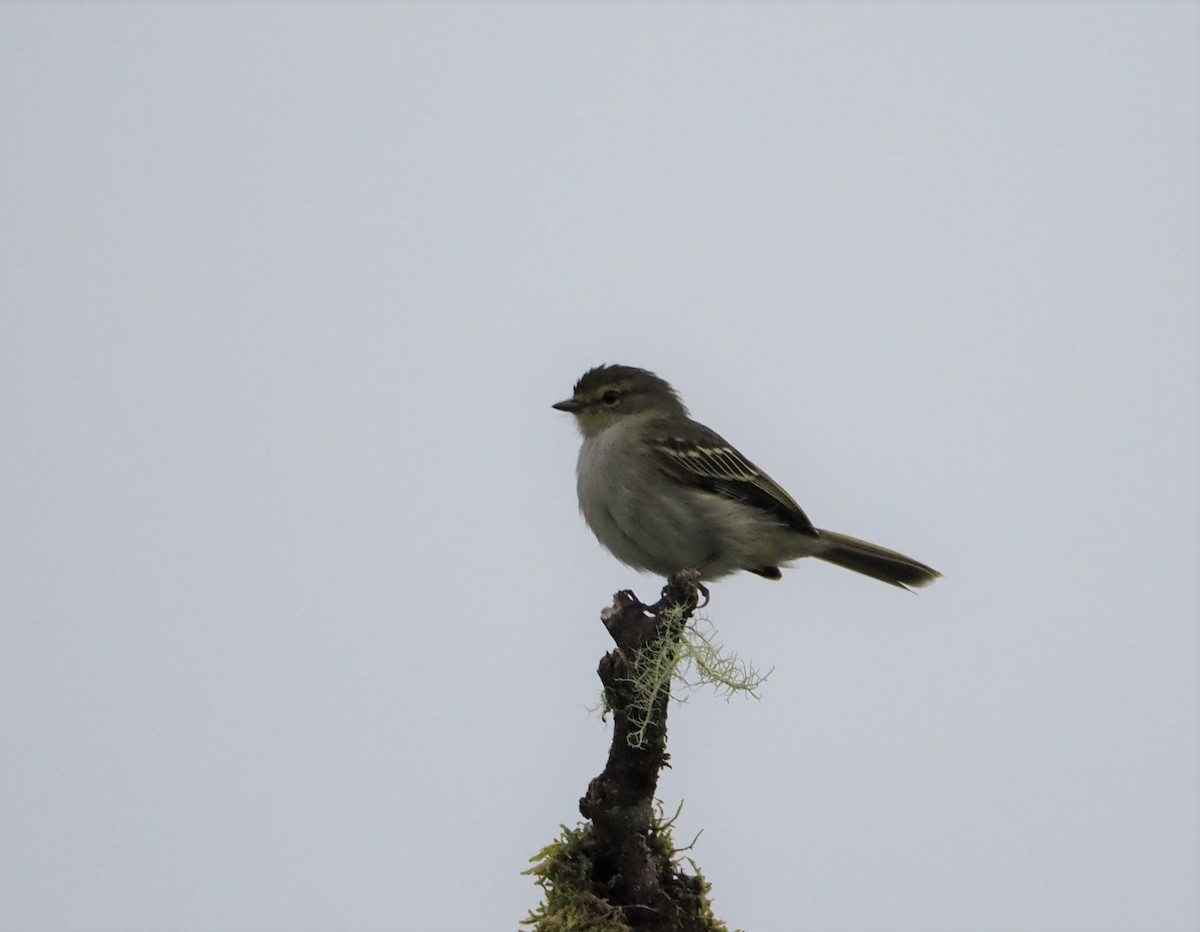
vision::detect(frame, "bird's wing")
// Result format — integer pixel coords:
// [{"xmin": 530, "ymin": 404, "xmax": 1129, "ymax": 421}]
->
[{"xmin": 652, "ymin": 424, "xmax": 818, "ymax": 536}]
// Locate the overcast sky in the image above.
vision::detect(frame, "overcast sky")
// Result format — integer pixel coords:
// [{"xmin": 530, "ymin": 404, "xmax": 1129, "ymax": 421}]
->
[{"xmin": 2, "ymin": 4, "xmax": 1196, "ymax": 931}]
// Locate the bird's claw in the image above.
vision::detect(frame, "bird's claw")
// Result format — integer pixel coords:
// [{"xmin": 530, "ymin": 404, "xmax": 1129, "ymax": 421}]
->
[{"xmin": 657, "ymin": 573, "xmax": 709, "ymax": 610}]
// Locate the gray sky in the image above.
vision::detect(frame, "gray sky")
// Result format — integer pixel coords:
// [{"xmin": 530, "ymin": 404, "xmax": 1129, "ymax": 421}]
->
[{"xmin": 2, "ymin": 4, "xmax": 1196, "ymax": 931}]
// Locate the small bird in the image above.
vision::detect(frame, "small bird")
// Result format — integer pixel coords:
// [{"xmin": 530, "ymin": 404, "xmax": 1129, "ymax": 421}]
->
[{"xmin": 553, "ymin": 364, "xmax": 940, "ymax": 590}]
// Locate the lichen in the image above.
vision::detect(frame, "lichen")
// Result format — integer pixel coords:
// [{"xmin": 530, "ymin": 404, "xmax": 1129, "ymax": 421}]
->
[{"xmin": 617, "ymin": 612, "xmax": 772, "ymax": 749}]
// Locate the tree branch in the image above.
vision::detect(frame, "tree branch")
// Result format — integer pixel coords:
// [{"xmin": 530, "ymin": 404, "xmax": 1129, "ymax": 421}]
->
[{"xmin": 524, "ymin": 570, "xmax": 731, "ymax": 930}]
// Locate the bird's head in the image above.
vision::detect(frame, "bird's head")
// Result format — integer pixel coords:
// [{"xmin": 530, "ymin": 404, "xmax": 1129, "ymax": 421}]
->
[{"xmin": 553, "ymin": 364, "xmax": 688, "ymax": 437}]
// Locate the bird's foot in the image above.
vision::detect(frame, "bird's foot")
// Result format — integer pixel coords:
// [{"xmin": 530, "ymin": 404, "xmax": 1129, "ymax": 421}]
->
[{"xmin": 654, "ymin": 570, "xmax": 708, "ymax": 612}]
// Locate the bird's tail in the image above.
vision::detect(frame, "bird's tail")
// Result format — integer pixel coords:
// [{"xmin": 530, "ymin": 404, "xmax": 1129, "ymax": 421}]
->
[{"xmin": 813, "ymin": 529, "xmax": 941, "ymax": 590}]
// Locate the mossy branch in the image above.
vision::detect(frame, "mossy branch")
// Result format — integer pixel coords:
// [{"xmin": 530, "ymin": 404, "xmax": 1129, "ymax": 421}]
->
[{"xmin": 523, "ymin": 570, "xmax": 745, "ymax": 932}]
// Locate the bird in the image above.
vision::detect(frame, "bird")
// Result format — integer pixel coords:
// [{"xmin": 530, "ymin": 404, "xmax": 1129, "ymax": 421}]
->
[{"xmin": 553, "ymin": 364, "xmax": 940, "ymax": 590}]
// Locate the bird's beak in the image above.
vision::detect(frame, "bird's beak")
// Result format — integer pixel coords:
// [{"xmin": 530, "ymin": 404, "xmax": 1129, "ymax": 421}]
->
[{"xmin": 552, "ymin": 398, "xmax": 584, "ymax": 412}]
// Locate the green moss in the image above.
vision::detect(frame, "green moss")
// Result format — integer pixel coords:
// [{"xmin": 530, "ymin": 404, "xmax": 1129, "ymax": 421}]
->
[
  {"xmin": 522, "ymin": 804, "xmax": 737, "ymax": 932},
  {"xmin": 523, "ymin": 823, "xmax": 626, "ymax": 932}
]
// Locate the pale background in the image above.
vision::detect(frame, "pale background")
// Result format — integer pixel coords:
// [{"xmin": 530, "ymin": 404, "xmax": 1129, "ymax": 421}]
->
[{"xmin": 2, "ymin": 4, "xmax": 1196, "ymax": 931}]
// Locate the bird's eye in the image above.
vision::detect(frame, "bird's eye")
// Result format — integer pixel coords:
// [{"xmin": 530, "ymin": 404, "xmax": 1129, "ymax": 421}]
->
[{"xmin": 601, "ymin": 390, "xmax": 620, "ymax": 406}]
